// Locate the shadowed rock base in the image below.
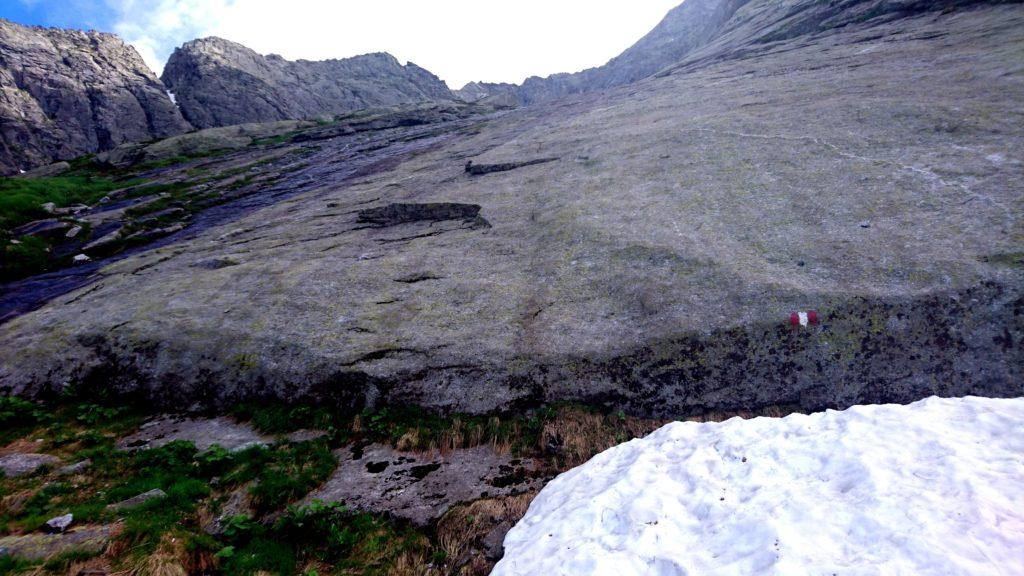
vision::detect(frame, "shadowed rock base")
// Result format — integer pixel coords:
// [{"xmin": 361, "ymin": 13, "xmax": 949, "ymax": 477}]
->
[{"xmin": 9, "ymin": 280, "xmax": 1020, "ymax": 419}]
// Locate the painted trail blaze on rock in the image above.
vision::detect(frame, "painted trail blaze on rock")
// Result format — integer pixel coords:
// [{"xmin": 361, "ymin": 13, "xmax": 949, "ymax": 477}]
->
[{"xmin": 790, "ymin": 310, "xmax": 819, "ymax": 327}]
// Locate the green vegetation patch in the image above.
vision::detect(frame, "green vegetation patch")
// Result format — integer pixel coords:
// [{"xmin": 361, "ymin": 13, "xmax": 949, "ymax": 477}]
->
[
  {"xmin": 0, "ymin": 176, "xmax": 122, "ymax": 231},
  {"xmin": 0, "ymin": 396, "xmax": 49, "ymax": 444},
  {"xmin": 248, "ymin": 441, "xmax": 336, "ymax": 514},
  {"xmin": 0, "ymin": 555, "xmax": 39, "ymax": 575},
  {"xmin": 0, "ymin": 174, "xmax": 131, "ymax": 280},
  {"xmin": 216, "ymin": 502, "xmax": 432, "ymax": 576},
  {"xmin": 0, "ymin": 235, "xmax": 66, "ymax": 281}
]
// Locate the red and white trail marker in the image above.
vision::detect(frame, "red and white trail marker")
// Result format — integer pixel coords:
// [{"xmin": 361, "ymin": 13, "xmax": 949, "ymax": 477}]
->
[{"xmin": 790, "ymin": 310, "xmax": 819, "ymax": 327}]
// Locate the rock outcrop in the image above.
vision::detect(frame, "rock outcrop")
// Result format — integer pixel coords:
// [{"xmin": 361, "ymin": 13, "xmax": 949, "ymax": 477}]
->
[
  {"xmin": 1, "ymin": 1, "xmax": 1022, "ymax": 416},
  {"xmin": 0, "ymin": 19, "xmax": 191, "ymax": 174},
  {"xmin": 161, "ymin": 37, "xmax": 454, "ymax": 129},
  {"xmin": 454, "ymin": 81, "xmax": 521, "ymax": 107}
]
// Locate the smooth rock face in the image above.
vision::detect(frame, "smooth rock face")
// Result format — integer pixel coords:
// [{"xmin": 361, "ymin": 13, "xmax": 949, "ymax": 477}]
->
[
  {"xmin": 0, "ymin": 1, "xmax": 1022, "ymax": 416},
  {"xmin": 494, "ymin": 397, "xmax": 1024, "ymax": 575},
  {"xmin": 0, "ymin": 19, "xmax": 191, "ymax": 174},
  {"xmin": 0, "ymin": 453, "xmax": 59, "ymax": 477},
  {"xmin": 161, "ymin": 37, "xmax": 454, "ymax": 129},
  {"xmin": 305, "ymin": 444, "xmax": 544, "ymax": 526}
]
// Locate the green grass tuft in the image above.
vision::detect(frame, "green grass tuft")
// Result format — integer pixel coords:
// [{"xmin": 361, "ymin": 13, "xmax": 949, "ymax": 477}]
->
[{"xmin": 248, "ymin": 440, "xmax": 337, "ymax": 514}]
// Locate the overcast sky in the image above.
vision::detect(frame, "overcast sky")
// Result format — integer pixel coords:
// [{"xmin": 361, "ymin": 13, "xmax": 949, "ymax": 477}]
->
[{"xmin": 4, "ymin": 0, "xmax": 682, "ymax": 88}]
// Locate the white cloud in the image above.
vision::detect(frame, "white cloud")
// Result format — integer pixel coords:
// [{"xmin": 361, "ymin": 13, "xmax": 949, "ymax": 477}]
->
[{"xmin": 106, "ymin": 0, "xmax": 684, "ymax": 88}]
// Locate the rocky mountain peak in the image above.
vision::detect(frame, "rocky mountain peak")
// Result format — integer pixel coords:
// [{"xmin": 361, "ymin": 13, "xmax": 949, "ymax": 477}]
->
[
  {"xmin": 0, "ymin": 18, "xmax": 190, "ymax": 174},
  {"xmin": 161, "ymin": 37, "xmax": 454, "ymax": 129}
]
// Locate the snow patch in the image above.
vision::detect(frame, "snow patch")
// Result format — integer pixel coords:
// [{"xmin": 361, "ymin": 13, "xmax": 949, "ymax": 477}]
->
[
  {"xmin": 495, "ymin": 396, "xmax": 1024, "ymax": 576},
  {"xmin": 166, "ymin": 90, "xmax": 177, "ymax": 106}
]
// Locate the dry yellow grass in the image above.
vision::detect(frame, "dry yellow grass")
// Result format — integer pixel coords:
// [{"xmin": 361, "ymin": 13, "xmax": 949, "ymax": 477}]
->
[
  {"xmin": 386, "ymin": 551, "xmax": 435, "ymax": 576},
  {"xmin": 684, "ymin": 404, "xmax": 791, "ymax": 423},
  {"xmin": 111, "ymin": 534, "xmax": 188, "ymax": 576},
  {"xmin": 436, "ymin": 492, "xmax": 537, "ymax": 574},
  {"xmin": 457, "ymin": 554, "xmax": 493, "ymax": 576},
  {"xmin": 540, "ymin": 407, "xmax": 668, "ymax": 469}
]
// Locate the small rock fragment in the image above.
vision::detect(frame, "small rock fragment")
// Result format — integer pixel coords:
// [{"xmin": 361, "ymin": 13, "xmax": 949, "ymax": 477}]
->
[
  {"xmin": 57, "ymin": 459, "xmax": 92, "ymax": 476},
  {"xmin": 83, "ymin": 230, "xmax": 122, "ymax": 252},
  {"xmin": 45, "ymin": 513, "xmax": 73, "ymax": 533},
  {"xmin": 482, "ymin": 522, "xmax": 513, "ymax": 560},
  {"xmin": 66, "ymin": 225, "xmax": 83, "ymax": 238},
  {"xmin": 72, "ymin": 254, "xmax": 91, "ymax": 264},
  {"xmin": 859, "ymin": 221, "xmax": 871, "ymax": 228},
  {"xmin": 106, "ymin": 488, "xmax": 167, "ymax": 512}
]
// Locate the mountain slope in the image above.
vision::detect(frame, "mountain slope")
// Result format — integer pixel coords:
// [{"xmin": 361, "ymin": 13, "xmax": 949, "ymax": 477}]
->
[
  {"xmin": 1, "ymin": 1, "xmax": 1022, "ymax": 415},
  {"xmin": 0, "ymin": 19, "xmax": 191, "ymax": 175},
  {"xmin": 161, "ymin": 37, "xmax": 454, "ymax": 129}
]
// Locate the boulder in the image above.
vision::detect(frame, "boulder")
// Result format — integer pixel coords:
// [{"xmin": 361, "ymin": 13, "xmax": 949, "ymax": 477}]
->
[
  {"xmin": 0, "ymin": 453, "xmax": 60, "ymax": 477},
  {"xmin": 57, "ymin": 459, "xmax": 92, "ymax": 476},
  {"xmin": 44, "ymin": 513, "xmax": 73, "ymax": 533}
]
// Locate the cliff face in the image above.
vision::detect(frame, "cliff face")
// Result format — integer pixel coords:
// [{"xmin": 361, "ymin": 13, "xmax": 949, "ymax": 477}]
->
[
  {"xmin": 512, "ymin": 0, "xmax": 1015, "ymax": 103},
  {"xmin": 0, "ymin": 19, "xmax": 191, "ymax": 174},
  {"xmin": 161, "ymin": 37, "xmax": 454, "ymax": 129}
]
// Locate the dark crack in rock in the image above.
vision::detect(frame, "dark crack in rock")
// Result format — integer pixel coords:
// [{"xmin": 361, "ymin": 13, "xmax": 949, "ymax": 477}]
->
[{"xmin": 464, "ymin": 158, "xmax": 558, "ymax": 175}]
